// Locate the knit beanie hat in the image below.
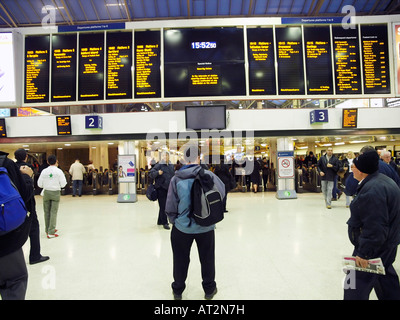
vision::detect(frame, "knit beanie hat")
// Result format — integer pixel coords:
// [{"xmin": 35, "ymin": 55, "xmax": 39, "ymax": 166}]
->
[{"xmin": 353, "ymin": 151, "xmax": 379, "ymax": 174}]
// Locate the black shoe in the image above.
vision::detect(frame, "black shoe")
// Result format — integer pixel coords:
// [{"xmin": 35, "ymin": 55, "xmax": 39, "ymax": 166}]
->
[
  {"xmin": 173, "ymin": 292, "xmax": 182, "ymax": 300},
  {"xmin": 163, "ymin": 224, "xmax": 170, "ymax": 230},
  {"xmin": 30, "ymin": 256, "xmax": 50, "ymax": 265},
  {"xmin": 205, "ymin": 288, "xmax": 217, "ymax": 300}
]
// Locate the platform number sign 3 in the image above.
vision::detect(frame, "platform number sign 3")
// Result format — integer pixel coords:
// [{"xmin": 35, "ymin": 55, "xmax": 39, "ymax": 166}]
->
[
  {"xmin": 310, "ymin": 109, "xmax": 328, "ymax": 124},
  {"xmin": 85, "ymin": 115, "xmax": 103, "ymax": 129}
]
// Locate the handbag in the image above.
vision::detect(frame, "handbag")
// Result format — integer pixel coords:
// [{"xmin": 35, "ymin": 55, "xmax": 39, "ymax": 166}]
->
[{"xmin": 146, "ymin": 183, "xmax": 158, "ymax": 201}]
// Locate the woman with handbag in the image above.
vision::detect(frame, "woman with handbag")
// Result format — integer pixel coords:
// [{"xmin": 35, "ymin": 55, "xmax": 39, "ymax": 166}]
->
[{"xmin": 149, "ymin": 152, "xmax": 175, "ymax": 230}]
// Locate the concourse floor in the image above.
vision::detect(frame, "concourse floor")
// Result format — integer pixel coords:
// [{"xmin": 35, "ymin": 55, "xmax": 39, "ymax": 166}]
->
[{"xmin": 23, "ymin": 191, "xmax": 399, "ymax": 300}]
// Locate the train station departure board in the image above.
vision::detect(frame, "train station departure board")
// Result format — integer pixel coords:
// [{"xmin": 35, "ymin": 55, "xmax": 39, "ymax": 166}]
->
[
  {"xmin": 22, "ymin": 21, "xmax": 394, "ymax": 106},
  {"xmin": 0, "ymin": 118, "xmax": 6, "ymax": 137},
  {"xmin": 134, "ymin": 30, "xmax": 161, "ymax": 98},
  {"xmin": 361, "ymin": 25, "xmax": 390, "ymax": 94},
  {"xmin": 247, "ymin": 28, "xmax": 276, "ymax": 95},
  {"xmin": 276, "ymin": 27, "xmax": 305, "ymax": 95},
  {"xmin": 78, "ymin": 33, "xmax": 104, "ymax": 101},
  {"xmin": 24, "ymin": 35, "xmax": 50, "ymax": 103},
  {"xmin": 51, "ymin": 34, "xmax": 77, "ymax": 102},
  {"xmin": 56, "ymin": 115, "xmax": 71, "ymax": 135},
  {"xmin": 304, "ymin": 26, "xmax": 333, "ymax": 95},
  {"xmin": 332, "ymin": 26, "xmax": 362, "ymax": 94},
  {"xmin": 106, "ymin": 31, "xmax": 132, "ymax": 99},
  {"xmin": 163, "ymin": 27, "xmax": 246, "ymax": 97}
]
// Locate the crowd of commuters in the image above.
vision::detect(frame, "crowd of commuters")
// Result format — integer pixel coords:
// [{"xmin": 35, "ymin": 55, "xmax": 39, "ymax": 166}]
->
[{"xmin": 0, "ymin": 144, "xmax": 399, "ymax": 300}]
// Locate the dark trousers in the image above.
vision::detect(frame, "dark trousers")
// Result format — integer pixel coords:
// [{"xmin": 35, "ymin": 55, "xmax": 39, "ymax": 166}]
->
[
  {"xmin": 344, "ymin": 246, "xmax": 400, "ymax": 300},
  {"xmin": 0, "ymin": 248, "xmax": 28, "ymax": 300},
  {"xmin": 157, "ymin": 188, "xmax": 168, "ymax": 225},
  {"xmin": 29, "ymin": 212, "xmax": 41, "ymax": 263},
  {"xmin": 171, "ymin": 225, "xmax": 216, "ymax": 295},
  {"xmin": 72, "ymin": 179, "xmax": 83, "ymax": 196}
]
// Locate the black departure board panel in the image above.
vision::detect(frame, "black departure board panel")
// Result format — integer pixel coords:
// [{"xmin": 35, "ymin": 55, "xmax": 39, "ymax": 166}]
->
[
  {"xmin": 24, "ymin": 35, "xmax": 50, "ymax": 103},
  {"xmin": 332, "ymin": 26, "xmax": 362, "ymax": 94},
  {"xmin": 361, "ymin": 25, "xmax": 390, "ymax": 94},
  {"xmin": 0, "ymin": 118, "xmax": 6, "ymax": 137},
  {"xmin": 163, "ymin": 27, "xmax": 246, "ymax": 97},
  {"xmin": 78, "ymin": 33, "xmax": 104, "ymax": 101},
  {"xmin": 56, "ymin": 116, "xmax": 71, "ymax": 135},
  {"xmin": 134, "ymin": 30, "xmax": 161, "ymax": 98},
  {"xmin": 51, "ymin": 34, "xmax": 77, "ymax": 102},
  {"xmin": 106, "ymin": 31, "xmax": 132, "ymax": 99},
  {"xmin": 276, "ymin": 27, "xmax": 305, "ymax": 95},
  {"xmin": 247, "ymin": 28, "xmax": 276, "ymax": 95},
  {"xmin": 304, "ymin": 26, "xmax": 333, "ymax": 95}
]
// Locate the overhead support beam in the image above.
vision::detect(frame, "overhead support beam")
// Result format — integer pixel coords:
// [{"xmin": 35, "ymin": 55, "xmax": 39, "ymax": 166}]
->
[
  {"xmin": 123, "ymin": 0, "xmax": 131, "ymax": 20},
  {"xmin": 59, "ymin": 0, "xmax": 75, "ymax": 25},
  {"xmin": 0, "ymin": 2, "xmax": 17, "ymax": 27},
  {"xmin": 311, "ymin": 0, "xmax": 326, "ymax": 16}
]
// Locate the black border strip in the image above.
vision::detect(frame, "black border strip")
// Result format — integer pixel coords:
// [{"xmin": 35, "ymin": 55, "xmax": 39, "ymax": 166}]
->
[{"xmin": 1, "ymin": 128, "xmax": 400, "ymax": 144}]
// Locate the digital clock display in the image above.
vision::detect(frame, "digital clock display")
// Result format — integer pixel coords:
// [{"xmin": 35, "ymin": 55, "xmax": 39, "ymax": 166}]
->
[{"xmin": 191, "ymin": 41, "xmax": 217, "ymax": 49}]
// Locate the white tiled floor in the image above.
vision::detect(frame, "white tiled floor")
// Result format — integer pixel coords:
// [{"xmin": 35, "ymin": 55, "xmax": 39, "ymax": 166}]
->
[{"xmin": 23, "ymin": 191, "xmax": 399, "ymax": 300}]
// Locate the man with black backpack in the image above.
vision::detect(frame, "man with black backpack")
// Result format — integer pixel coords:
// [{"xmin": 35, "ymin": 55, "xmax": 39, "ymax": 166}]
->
[
  {"xmin": 0, "ymin": 151, "xmax": 34, "ymax": 300},
  {"xmin": 165, "ymin": 145, "xmax": 225, "ymax": 300}
]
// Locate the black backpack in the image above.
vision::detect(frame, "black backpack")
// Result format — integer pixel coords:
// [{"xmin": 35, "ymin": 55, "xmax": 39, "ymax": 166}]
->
[{"xmin": 190, "ymin": 168, "xmax": 224, "ymax": 227}]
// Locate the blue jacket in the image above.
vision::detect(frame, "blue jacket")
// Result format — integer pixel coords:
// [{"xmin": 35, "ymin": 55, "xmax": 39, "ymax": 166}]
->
[
  {"xmin": 165, "ymin": 164, "xmax": 226, "ymax": 234},
  {"xmin": 347, "ymin": 172, "xmax": 400, "ymax": 259},
  {"xmin": 345, "ymin": 160, "xmax": 400, "ymax": 196}
]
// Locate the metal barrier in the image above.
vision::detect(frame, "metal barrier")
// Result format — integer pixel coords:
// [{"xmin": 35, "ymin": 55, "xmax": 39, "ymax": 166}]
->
[{"xmin": 295, "ymin": 167, "xmax": 321, "ymax": 193}]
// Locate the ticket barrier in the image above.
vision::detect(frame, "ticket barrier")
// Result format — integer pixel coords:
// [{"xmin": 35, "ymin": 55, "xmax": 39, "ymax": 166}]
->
[
  {"xmin": 295, "ymin": 167, "xmax": 321, "ymax": 193},
  {"xmin": 138, "ymin": 170, "xmax": 149, "ymax": 195},
  {"xmin": 61, "ymin": 171, "xmax": 71, "ymax": 195}
]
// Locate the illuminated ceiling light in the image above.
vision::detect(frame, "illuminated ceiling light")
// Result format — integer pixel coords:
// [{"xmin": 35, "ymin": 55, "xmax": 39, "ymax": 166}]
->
[{"xmin": 335, "ymin": 142, "xmax": 345, "ymax": 145}]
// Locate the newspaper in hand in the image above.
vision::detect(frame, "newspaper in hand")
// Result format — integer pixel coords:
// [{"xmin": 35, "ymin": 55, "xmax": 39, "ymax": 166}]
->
[{"xmin": 342, "ymin": 256, "xmax": 385, "ymax": 275}]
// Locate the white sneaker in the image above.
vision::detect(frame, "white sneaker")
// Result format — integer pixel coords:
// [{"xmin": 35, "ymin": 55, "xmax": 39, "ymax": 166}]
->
[{"xmin": 47, "ymin": 234, "xmax": 59, "ymax": 239}]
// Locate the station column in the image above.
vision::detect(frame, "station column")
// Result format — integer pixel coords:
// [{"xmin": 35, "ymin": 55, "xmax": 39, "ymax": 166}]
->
[{"xmin": 117, "ymin": 141, "xmax": 137, "ymax": 203}]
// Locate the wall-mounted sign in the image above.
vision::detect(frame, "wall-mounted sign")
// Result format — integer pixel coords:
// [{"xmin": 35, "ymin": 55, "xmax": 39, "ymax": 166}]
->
[
  {"xmin": 0, "ymin": 118, "xmax": 6, "ymax": 137},
  {"xmin": 85, "ymin": 115, "xmax": 103, "ymax": 129},
  {"xmin": 310, "ymin": 109, "xmax": 328, "ymax": 124},
  {"xmin": 342, "ymin": 108, "xmax": 358, "ymax": 128},
  {"xmin": 277, "ymin": 151, "xmax": 295, "ymax": 179},
  {"xmin": 56, "ymin": 115, "xmax": 71, "ymax": 135}
]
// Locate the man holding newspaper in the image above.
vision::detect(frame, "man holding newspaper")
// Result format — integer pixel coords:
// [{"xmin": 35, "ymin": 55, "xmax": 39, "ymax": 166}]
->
[{"xmin": 344, "ymin": 149, "xmax": 400, "ymax": 300}]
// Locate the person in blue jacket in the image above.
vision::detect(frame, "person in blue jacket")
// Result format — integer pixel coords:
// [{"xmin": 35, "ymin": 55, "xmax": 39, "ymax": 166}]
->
[
  {"xmin": 345, "ymin": 146, "xmax": 400, "ymax": 197},
  {"xmin": 344, "ymin": 150, "xmax": 400, "ymax": 300},
  {"xmin": 165, "ymin": 145, "xmax": 225, "ymax": 300}
]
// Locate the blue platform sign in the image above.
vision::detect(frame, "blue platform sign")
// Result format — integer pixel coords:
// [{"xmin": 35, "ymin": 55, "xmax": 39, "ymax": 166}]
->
[
  {"xmin": 58, "ymin": 22, "xmax": 125, "ymax": 33},
  {"xmin": 281, "ymin": 17, "xmax": 342, "ymax": 24},
  {"xmin": 310, "ymin": 109, "xmax": 328, "ymax": 124},
  {"xmin": 85, "ymin": 115, "xmax": 103, "ymax": 129}
]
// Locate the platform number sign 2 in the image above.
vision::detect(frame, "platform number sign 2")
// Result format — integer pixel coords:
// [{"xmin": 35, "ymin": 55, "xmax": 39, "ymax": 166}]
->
[
  {"xmin": 85, "ymin": 115, "xmax": 103, "ymax": 129},
  {"xmin": 310, "ymin": 109, "xmax": 328, "ymax": 124}
]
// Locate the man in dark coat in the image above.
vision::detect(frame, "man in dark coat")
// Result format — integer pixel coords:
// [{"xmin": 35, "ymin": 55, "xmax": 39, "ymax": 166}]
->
[
  {"xmin": 344, "ymin": 150, "xmax": 400, "ymax": 300},
  {"xmin": 149, "ymin": 152, "xmax": 175, "ymax": 229},
  {"xmin": 14, "ymin": 148, "xmax": 49, "ymax": 265},
  {"xmin": 317, "ymin": 147, "xmax": 340, "ymax": 209},
  {"xmin": 0, "ymin": 151, "xmax": 34, "ymax": 300}
]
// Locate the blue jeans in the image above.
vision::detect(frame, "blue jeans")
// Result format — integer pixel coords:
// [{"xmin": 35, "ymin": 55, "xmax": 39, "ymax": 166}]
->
[
  {"xmin": 321, "ymin": 180, "xmax": 334, "ymax": 206},
  {"xmin": 72, "ymin": 179, "xmax": 83, "ymax": 196}
]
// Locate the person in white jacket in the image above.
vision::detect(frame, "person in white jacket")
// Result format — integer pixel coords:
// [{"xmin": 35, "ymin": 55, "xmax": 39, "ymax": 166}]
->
[
  {"xmin": 38, "ymin": 155, "xmax": 67, "ymax": 239},
  {"xmin": 69, "ymin": 158, "xmax": 86, "ymax": 197}
]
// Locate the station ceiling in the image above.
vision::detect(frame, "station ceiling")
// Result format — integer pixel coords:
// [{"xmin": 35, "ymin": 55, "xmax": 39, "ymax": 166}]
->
[{"xmin": 1, "ymin": 0, "xmax": 400, "ymax": 28}]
